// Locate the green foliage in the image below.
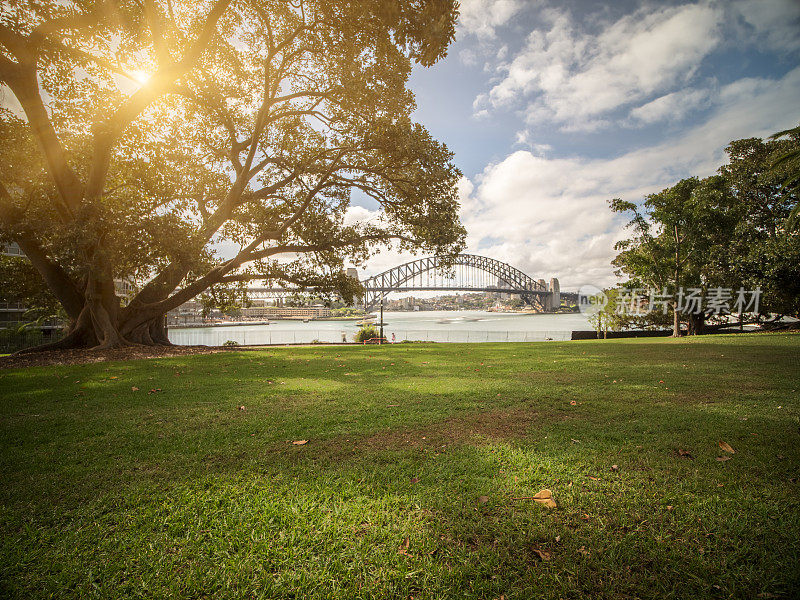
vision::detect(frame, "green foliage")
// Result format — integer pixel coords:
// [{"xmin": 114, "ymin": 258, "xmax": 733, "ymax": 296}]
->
[
  {"xmin": 330, "ymin": 307, "xmax": 366, "ymax": 317},
  {"xmin": 0, "ymin": 254, "xmax": 63, "ymax": 323},
  {"xmin": 769, "ymin": 125, "xmax": 800, "ymax": 227},
  {"xmin": 611, "ymin": 129, "xmax": 800, "ymax": 325},
  {"xmin": 0, "ymin": 0, "xmax": 465, "ymax": 345},
  {"xmin": 222, "ymin": 340, "xmax": 239, "ymax": 347},
  {"xmin": 354, "ymin": 324, "xmax": 379, "ymax": 343},
  {"xmin": 0, "ymin": 327, "xmax": 65, "ymax": 353},
  {"xmin": 585, "ymin": 288, "xmax": 634, "ymax": 336}
]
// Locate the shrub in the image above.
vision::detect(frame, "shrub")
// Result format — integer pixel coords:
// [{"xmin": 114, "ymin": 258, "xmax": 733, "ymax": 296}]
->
[
  {"xmin": 354, "ymin": 325, "xmax": 379, "ymax": 343},
  {"xmin": 222, "ymin": 340, "xmax": 240, "ymax": 347}
]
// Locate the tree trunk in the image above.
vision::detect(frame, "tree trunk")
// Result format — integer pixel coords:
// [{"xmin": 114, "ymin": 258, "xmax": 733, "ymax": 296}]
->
[
  {"xmin": 672, "ymin": 224, "xmax": 682, "ymax": 338},
  {"xmin": 687, "ymin": 313, "xmax": 705, "ymax": 335},
  {"xmin": 14, "ymin": 301, "xmax": 173, "ymax": 354},
  {"xmin": 673, "ymin": 306, "xmax": 682, "ymax": 337}
]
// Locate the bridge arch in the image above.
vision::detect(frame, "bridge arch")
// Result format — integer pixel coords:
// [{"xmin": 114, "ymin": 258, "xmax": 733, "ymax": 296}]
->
[{"xmin": 361, "ymin": 254, "xmax": 550, "ymax": 311}]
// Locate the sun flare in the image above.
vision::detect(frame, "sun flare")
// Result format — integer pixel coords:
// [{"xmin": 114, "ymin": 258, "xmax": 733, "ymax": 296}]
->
[{"xmin": 128, "ymin": 69, "xmax": 151, "ymax": 84}]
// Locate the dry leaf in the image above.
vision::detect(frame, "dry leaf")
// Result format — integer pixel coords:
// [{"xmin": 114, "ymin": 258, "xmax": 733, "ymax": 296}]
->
[
  {"xmin": 718, "ymin": 441, "xmax": 735, "ymax": 453},
  {"xmin": 478, "ymin": 495, "xmax": 489, "ymax": 504},
  {"xmin": 532, "ymin": 489, "xmax": 557, "ymax": 509},
  {"xmin": 677, "ymin": 448, "xmax": 693, "ymax": 459},
  {"xmin": 398, "ymin": 536, "xmax": 410, "ymax": 555},
  {"xmin": 587, "ymin": 476, "xmax": 600, "ymax": 481},
  {"xmin": 715, "ymin": 456, "xmax": 731, "ymax": 462},
  {"xmin": 570, "ymin": 400, "xmax": 577, "ymax": 406},
  {"xmin": 292, "ymin": 440, "xmax": 308, "ymax": 445},
  {"xmin": 131, "ymin": 386, "xmax": 139, "ymax": 391},
  {"xmin": 410, "ymin": 477, "xmax": 419, "ymax": 484},
  {"xmin": 577, "ymin": 546, "xmax": 590, "ymax": 556},
  {"xmin": 532, "ymin": 547, "xmax": 551, "ymax": 561},
  {"xmin": 238, "ymin": 405, "xmax": 246, "ymax": 411},
  {"xmin": 610, "ymin": 464, "xmax": 619, "ymax": 472}
]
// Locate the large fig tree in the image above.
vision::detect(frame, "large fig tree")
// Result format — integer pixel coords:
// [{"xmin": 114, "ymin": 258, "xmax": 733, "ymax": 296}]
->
[{"xmin": 0, "ymin": 0, "xmax": 465, "ymax": 349}]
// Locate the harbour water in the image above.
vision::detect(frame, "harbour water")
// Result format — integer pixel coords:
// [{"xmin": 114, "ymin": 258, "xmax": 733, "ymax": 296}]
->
[{"xmin": 167, "ymin": 310, "xmax": 594, "ymax": 345}]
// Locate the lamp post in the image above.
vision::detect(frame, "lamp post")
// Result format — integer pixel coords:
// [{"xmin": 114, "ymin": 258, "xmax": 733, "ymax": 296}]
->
[{"xmin": 380, "ymin": 297, "xmax": 384, "ymax": 344}]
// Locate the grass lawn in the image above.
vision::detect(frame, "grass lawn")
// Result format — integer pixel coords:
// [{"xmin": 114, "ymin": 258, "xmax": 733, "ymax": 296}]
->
[{"xmin": 1, "ymin": 333, "xmax": 799, "ymax": 599}]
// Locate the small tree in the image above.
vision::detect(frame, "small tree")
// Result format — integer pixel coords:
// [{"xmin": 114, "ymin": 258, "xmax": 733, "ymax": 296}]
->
[{"xmin": 354, "ymin": 324, "xmax": 378, "ymax": 343}]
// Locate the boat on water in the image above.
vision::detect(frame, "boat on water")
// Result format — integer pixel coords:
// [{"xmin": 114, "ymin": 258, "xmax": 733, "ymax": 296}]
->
[{"xmin": 437, "ymin": 316, "xmax": 478, "ymax": 324}]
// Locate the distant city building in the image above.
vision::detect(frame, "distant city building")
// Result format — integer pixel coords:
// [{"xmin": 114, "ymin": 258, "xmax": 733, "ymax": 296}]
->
[
  {"xmin": 166, "ymin": 300, "xmax": 205, "ymax": 325},
  {"xmin": 242, "ymin": 305, "xmax": 331, "ymax": 319}
]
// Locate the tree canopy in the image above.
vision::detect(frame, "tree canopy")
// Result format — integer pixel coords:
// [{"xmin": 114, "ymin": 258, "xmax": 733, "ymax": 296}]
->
[
  {"xmin": 0, "ymin": 0, "xmax": 466, "ymax": 349},
  {"xmin": 610, "ymin": 128, "xmax": 800, "ymax": 334}
]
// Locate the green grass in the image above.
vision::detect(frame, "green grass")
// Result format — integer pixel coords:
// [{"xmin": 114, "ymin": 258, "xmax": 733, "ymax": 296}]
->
[{"xmin": 1, "ymin": 334, "xmax": 799, "ymax": 599}]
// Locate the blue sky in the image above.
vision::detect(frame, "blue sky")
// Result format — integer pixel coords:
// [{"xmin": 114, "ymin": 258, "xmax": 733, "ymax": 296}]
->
[{"xmin": 353, "ymin": 0, "xmax": 800, "ymax": 290}]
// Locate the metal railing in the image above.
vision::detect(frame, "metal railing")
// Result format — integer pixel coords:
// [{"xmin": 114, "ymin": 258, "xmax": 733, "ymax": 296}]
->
[
  {"xmin": 0, "ymin": 328, "xmax": 65, "ymax": 353},
  {"xmin": 167, "ymin": 328, "xmax": 570, "ymax": 346}
]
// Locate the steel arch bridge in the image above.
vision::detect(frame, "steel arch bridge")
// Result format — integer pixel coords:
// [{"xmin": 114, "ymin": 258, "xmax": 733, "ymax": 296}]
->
[{"xmin": 361, "ymin": 254, "xmax": 559, "ymax": 311}]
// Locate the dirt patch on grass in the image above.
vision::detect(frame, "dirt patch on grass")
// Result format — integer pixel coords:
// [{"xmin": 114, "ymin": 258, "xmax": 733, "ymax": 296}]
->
[
  {"xmin": 315, "ymin": 406, "xmax": 547, "ymax": 458},
  {"xmin": 0, "ymin": 345, "xmax": 231, "ymax": 369}
]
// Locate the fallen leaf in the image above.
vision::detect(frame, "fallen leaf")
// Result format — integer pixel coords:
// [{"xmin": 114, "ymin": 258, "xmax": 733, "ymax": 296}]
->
[
  {"xmin": 238, "ymin": 405, "xmax": 246, "ymax": 411},
  {"xmin": 610, "ymin": 464, "xmax": 619, "ymax": 472},
  {"xmin": 410, "ymin": 477, "xmax": 419, "ymax": 484},
  {"xmin": 715, "ymin": 456, "xmax": 731, "ymax": 462},
  {"xmin": 131, "ymin": 386, "xmax": 139, "ymax": 392},
  {"xmin": 577, "ymin": 546, "xmax": 590, "ymax": 556},
  {"xmin": 570, "ymin": 400, "xmax": 577, "ymax": 406},
  {"xmin": 667, "ymin": 505, "xmax": 674, "ymax": 511},
  {"xmin": 478, "ymin": 495, "xmax": 489, "ymax": 504},
  {"xmin": 677, "ymin": 448, "xmax": 694, "ymax": 459},
  {"xmin": 398, "ymin": 536, "xmax": 410, "ymax": 555},
  {"xmin": 109, "ymin": 376, "xmax": 118, "ymax": 380},
  {"xmin": 718, "ymin": 441, "xmax": 735, "ymax": 454},
  {"xmin": 554, "ymin": 536, "xmax": 561, "ymax": 543},
  {"xmin": 532, "ymin": 489, "xmax": 557, "ymax": 509},
  {"xmin": 587, "ymin": 476, "xmax": 600, "ymax": 481},
  {"xmin": 292, "ymin": 440, "xmax": 308, "ymax": 445},
  {"xmin": 532, "ymin": 547, "xmax": 551, "ymax": 561}
]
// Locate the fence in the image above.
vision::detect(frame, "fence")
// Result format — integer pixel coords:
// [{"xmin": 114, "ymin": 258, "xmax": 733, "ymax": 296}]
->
[
  {"xmin": 0, "ymin": 328, "xmax": 65, "ymax": 354},
  {"xmin": 167, "ymin": 328, "xmax": 571, "ymax": 346}
]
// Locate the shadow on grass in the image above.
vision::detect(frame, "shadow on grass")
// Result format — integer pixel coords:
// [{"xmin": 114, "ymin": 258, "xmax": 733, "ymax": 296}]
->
[{"xmin": 2, "ymin": 336, "xmax": 799, "ymax": 598}]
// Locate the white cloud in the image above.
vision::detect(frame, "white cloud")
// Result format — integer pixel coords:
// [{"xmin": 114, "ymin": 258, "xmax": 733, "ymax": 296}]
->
[
  {"xmin": 458, "ymin": 0, "xmax": 527, "ymax": 40},
  {"xmin": 342, "ymin": 205, "xmax": 383, "ymax": 227},
  {"xmin": 454, "ymin": 67, "xmax": 800, "ymax": 290},
  {"xmin": 733, "ymin": 0, "xmax": 800, "ymax": 53},
  {"xmin": 479, "ymin": 3, "xmax": 723, "ymax": 130},
  {"xmin": 628, "ymin": 88, "xmax": 710, "ymax": 125}
]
